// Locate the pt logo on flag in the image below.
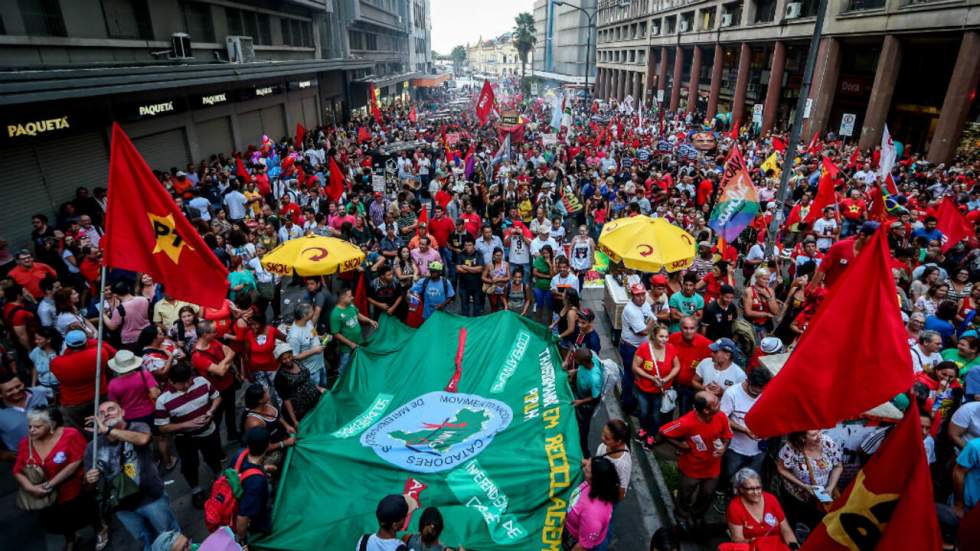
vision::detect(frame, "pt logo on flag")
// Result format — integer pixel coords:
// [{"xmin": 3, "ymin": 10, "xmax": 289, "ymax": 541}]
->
[
  {"xmin": 361, "ymin": 391, "xmax": 512, "ymax": 473},
  {"xmin": 822, "ymin": 470, "xmax": 899, "ymax": 551},
  {"xmin": 148, "ymin": 213, "xmax": 193, "ymax": 263}
]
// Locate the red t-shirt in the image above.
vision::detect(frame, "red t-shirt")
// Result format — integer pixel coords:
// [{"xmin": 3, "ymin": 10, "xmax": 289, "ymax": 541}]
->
[
  {"xmin": 191, "ymin": 340, "xmax": 235, "ymax": 392},
  {"xmin": 697, "ymin": 179, "xmax": 713, "ymax": 207},
  {"xmin": 839, "ymin": 198, "xmax": 866, "ymax": 221},
  {"xmin": 279, "ymin": 203, "xmax": 303, "ymax": 225},
  {"xmin": 817, "ymin": 237, "xmax": 857, "ymax": 289},
  {"xmin": 3, "ymin": 303, "xmax": 37, "ymax": 345},
  {"xmin": 659, "ymin": 410, "xmax": 733, "ymax": 478},
  {"xmin": 246, "ymin": 326, "xmax": 285, "ymax": 373},
  {"xmin": 8, "ymin": 263, "xmax": 57, "ymax": 299},
  {"xmin": 667, "ymin": 332, "xmax": 712, "ymax": 387},
  {"xmin": 50, "ymin": 340, "xmax": 115, "ymax": 406},
  {"xmin": 726, "ymin": 492, "xmax": 786, "ymax": 541},
  {"xmin": 634, "ymin": 342, "xmax": 678, "ymax": 394},
  {"xmin": 429, "ymin": 216, "xmax": 455, "ymax": 248},
  {"xmin": 13, "ymin": 427, "xmax": 87, "ymax": 504}
]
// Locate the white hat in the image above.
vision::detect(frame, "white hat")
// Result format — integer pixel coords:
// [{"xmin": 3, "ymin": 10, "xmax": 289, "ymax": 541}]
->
[
  {"xmin": 108, "ymin": 350, "xmax": 144, "ymax": 374},
  {"xmin": 274, "ymin": 342, "xmax": 293, "ymax": 360}
]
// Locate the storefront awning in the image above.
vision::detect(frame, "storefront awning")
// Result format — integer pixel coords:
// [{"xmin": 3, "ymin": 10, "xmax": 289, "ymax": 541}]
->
[{"xmin": 411, "ymin": 73, "xmax": 451, "ymax": 88}]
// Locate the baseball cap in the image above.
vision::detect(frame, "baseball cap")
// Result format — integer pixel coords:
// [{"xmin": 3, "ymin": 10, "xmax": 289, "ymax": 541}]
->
[
  {"xmin": 376, "ymin": 494, "xmax": 410, "ymax": 524},
  {"xmin": 629, "ymin": 283, "xmax": 647, "ymax": 295},
  {"xmin": 429, "ymin": 260, "xmax": 443, "ymax": 272},
  {"xmin": 709, "ymin": 337, "xmax": 737, "ymax": 353},
  {"xmin": 859, "ymin": 221, "xmax": 880, "ymax": 236},
  {"xmin": 649, "ymin": 274, "xmax": 668, "ymax": 287},
  {"xmin": 374, "ymin": 191, "xmax": 383, "ymax": 198},
  {"xmin": 65, "ymin": 330, "xmax": 87, "ymax": 348}
]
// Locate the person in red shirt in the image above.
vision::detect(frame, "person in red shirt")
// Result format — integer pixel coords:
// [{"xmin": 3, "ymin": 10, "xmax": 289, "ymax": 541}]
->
[
  {"xmin": 812, "ymin": 221, "xmax": 879, "ymax": 290},
  {"xmin": 50, "ymin": 330, "xmax": 115, "ymax": 431},
  {"xmin": 659, "ymin": 390, "xmax": 733, "ymax": 526},
  {"xmin": 668, "ymin": 316, "xmax": 712, "ymax": 415},
  {"xmin": 727, "ymin": 468, "xmax": 798, "ymax": 547},
  {"xmin": 3, "ymin": 283, "xmax": 38, "ymax": 354},
  {"xmin": 236, "ymin": 314, "xmax": 286, "ymax": 403},
  {"xmin": 428, "ymin": 205, "xmax": 455, "ymax": 252},
  {"xmin": 839, "ymin": 189, "xmax": 867, "ymax": 237},
  {"xmin": 460, "ymin": 203, "xmax": 482, "ymax": 238},
  {"xmin": 278, "ymin": 195, "xmax": 303, "ymax": 225},
  {"xmin": 191, "ymin": 320, "xmax": 239, "ymax": 441},
  {"xmin": 633, "ymin": 325, "xmax": 680, "ymax": 448},
  {"xmin": 8, "ymin": 250, "xmax": 58, "ymax": 300},
  {"xmin": 696, "ymin": 177, "xmax": 714, "ymax": 209}
]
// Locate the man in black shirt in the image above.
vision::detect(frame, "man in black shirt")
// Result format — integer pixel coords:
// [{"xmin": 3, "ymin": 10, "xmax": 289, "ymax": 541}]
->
[
  {"xmin": 701, "ymin": 284, "xmax": 738, "ymax": 340},
  {"xmin": 235, "ymin": 427, "xmax": 272, "ymax": 542},
  {"xmin": 455, "ymin": 237, "xmax": 485, "ymax": 317},
  {"xmin": 368, "ymin": 266, "xmax": 404, "ymax": 319},
  {"xmin": 303, "ymin": 277, "xmax": 337, "ymax": 335}
]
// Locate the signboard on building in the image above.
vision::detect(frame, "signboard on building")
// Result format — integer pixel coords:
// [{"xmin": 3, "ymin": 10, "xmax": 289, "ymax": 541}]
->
[
  {"xmin": 839, "ymin": 113, "xmax": 857, "ymax": 137},
  {"xmin": 803, "ymin": 98, "xmax": 813, "ymax": 120},
  {"xmin": 116, "ymin": 97, "xmax": 187, "ymax": 122},
  {"xmin": 752, "ymin": 104, "xmax": 763, "ymax": 124},
  {"xmin": 238, "ymin": 84, "xmax": 284, "ymax": 101},
  {"xmin": 191, "ymin": 91, "xmax": 230, "ymax": 109},
  {"xmin": 657, "ymin": 89, "xmax": 665, "ymax": 102},
  {"xmin": 288, "ymin": 78, "xmax": 318, "ymax": 91}
]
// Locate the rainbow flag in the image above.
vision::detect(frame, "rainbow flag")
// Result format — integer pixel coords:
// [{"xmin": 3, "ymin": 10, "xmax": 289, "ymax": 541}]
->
[{"xmin": 709, "ymin": 145, "xmax": 760, "ymax": 242}]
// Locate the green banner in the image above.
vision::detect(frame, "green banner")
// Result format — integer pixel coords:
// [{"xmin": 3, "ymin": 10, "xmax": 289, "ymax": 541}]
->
[{"xmin": 252, "ymin": 311, "xmax": 583, "ymax": 550}]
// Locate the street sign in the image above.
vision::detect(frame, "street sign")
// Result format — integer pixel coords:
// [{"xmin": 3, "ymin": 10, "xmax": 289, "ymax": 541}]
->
[
  {"xmin": 752, "ymin": 104, "xmax": 763, "ymax": 124},
  {"xmin": 656, "ymin": 89, "xmax": 665, "ymax": 102},
  {"xmin": 839, "ymin": 113, "xmax": 857, "ymax": 137},
  {"xmin": 531, "ymin": 82, "xmax": 539, "ymax": 96},
  {"xmin": 803, "ymin": 98, "xmax": 813, "ymax": 119}
]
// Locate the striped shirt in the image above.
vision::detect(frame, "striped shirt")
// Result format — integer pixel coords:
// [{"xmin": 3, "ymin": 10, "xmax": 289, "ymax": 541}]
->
[{"xmin": 154, "ymin": 376, "xmax": 218, "ymax": 437}]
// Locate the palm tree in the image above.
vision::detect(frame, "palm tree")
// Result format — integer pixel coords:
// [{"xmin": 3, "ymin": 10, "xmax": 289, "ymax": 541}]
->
[
  {"xmin": 451, "ymin": 45, "xmax": 466, "ymax": 76},
  {"xmin": 512, "ymin": 12, "xmax": 536, "ymax": 85}
]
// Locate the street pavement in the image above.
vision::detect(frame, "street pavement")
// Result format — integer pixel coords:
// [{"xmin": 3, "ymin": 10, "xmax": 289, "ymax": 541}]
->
[{"xmin": 0, "ymin": 286, "xmax": 668, "ymax": 551}]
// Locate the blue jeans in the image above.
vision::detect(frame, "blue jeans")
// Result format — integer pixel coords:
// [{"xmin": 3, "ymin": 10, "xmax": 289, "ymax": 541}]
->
[
  {"xmin": 115, "ymin": 494, "xmax": 180, "ymax": 551},
  {"xmin": 309, "ymin": 366, "xmax": 327, "ymax": 388},
  {"xmin": 636, "ymin": 391, "xmax": 664, "ymax": 437},
  {"xmin": 440, "ymin": 247, "xmax": 456, "ymax": 281},
  {"xmin": 459, "ymin": 286, "xmax": 484, "ymax": 317},
  {"xmin": 675, "ymin": 385, "xmax": 696, "ymax": 417},
  {"xmin": 617, "ymin": 341, "xmax": 638, "ymax": 414},
  {"xmin": 841, "ymin": 218, "xmax": 861, "ymax": 238},
  {"xmin": 338, "ymin": 350, "xmax": 353, "ymax": 379}
]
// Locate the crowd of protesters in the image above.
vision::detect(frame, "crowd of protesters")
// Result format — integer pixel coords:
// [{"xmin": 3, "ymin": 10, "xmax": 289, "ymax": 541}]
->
[{"xmin": 0, "ymin": 77, "xmax": 978, "ymax": 551}]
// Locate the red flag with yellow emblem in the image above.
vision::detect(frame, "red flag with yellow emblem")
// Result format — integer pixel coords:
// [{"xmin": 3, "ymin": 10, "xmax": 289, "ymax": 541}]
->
[
  {"xmin": 802, "ymin": 402, "xmax": 941, "ymax": 551},
  {"xmin": 103, "ymin": 123, "xmax": 229, "ymax": 308}
]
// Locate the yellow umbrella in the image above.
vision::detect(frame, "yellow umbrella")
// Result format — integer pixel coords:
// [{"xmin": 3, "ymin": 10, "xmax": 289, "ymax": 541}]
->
[
  {"xmin": 598, "ymin": 216, "xmax": 697, "ymax": 273},
  {"xmin": 261, "ymin": 235, "xmax": 365, "ymax": 277}
]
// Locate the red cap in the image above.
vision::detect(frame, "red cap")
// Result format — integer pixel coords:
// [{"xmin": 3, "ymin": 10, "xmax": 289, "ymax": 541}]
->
[
  {"xmin": 649, "ymin": 274, "xmax": 668, "ymax": 286},
  {"xmin": 629, "ymin": 283, "xmax": 647, "ymax": 295}
]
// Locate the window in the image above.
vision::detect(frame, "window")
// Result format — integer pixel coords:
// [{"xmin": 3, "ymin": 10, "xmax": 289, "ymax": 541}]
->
[
  {"xmin": 755, "ymin": 0, "xmax": 777, "ymax": 22},
  {"xmin": 348, "ymin": 30, "xmax": 363, "ymax": 49},
  {"xmin": 19, "ymin": 0, "xmax": 67, "ymax": 36},
  {"xmin": 101, "ymin": 0, "xmax": 152, "ymax": 39},
  {"xmin": 181, "ymin": 1, "xmax": 214, "ymax": 42},
  {"xmin": 845, "ymin": 0, "xmax": 886, "ymax": 9}
]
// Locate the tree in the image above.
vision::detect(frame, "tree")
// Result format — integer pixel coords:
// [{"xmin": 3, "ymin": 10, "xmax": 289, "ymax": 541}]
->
[
  {"xmin": 451, "ymin": 45, "xmax": 466, "ymax": 76},
  {"xmin": 512, "ymin": 12, "xmax": 536, "ymax": 85}
]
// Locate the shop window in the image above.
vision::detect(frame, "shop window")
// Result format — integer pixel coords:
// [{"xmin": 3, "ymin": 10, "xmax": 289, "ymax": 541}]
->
[
  {"xmin": 101, "ymin": 0, "xmax": 152, "ymax": 39},
  {"xmin": 180, "ymin": 1, "xmax": 214, "ymax": 43},
  {"xmin": 19, "ymin": 0, "xmax": 67, "ymax": 37}
]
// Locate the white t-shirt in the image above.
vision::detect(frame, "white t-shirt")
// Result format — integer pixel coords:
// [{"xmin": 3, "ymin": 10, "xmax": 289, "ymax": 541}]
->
[
  {"xmin": 621, "ymin": 301, "xmax": 654, "ymax": 347},
  {"xmin": 223, "ymin": 191, "xmax": 248, "ymax": 220},
  {"xmin": 530, "ymin": 236, "xmax": 560, "ymax": 258},
  {"xmin": 508, "ymin": 234, "xmax": 530, "ymax": 264},
  {"xmin": 550, "ymin": 273, "xmax": 580, "ymax": 294},
  {"xmin": 813, "ymin": 218, "xmax": 838, "ymax": 250},
  {"xmin": 695, "ymin": 358, "xmax": 746, "ymax": 394},
  {"xmin": 721, "ymin": 383, "xmax": 761, "ymax": 456},
  {"xmin": 745, "ymin": 243, "xmax": 765, "ymax": 263},
  {"xmin": 951, "ymin": 402, "xmax": 980, "ymax": 444},
  {"xmin": 355, "ymin": 534, "xmax": 403, "ymax": 551},
  {"xmin": 910, "ymin": 345, "xmax": 943, "ymax": 374},
  {"xmin": 188, "ymin": 197, "xmax": 212, "ymax": 221},
  {"xmin": 595, "ymin": 443, "xmax": 632, "ymax": 494}
]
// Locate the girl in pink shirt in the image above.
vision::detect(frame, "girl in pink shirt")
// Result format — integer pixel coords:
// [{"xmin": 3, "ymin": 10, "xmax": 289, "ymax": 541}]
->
[{"xmin": 563, "ymin": 456, "xmax": 619, "ymax": 549}]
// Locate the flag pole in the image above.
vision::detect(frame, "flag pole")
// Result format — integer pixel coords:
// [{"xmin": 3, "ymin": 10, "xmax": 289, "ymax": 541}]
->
[{"xmin": 91, "ymin": 263, "xmax": 108, "ymax": 459}]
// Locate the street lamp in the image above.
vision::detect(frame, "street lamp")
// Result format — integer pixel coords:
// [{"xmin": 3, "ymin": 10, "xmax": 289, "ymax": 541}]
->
[{"xmin": 552, "ymin": 0, "xmax": 597, "ymax": 101}]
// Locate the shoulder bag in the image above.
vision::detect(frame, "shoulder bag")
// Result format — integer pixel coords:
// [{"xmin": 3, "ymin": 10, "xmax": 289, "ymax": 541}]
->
[
  {"xmin": 16, "ymin": 439, "xmax": 57, "ymax": 511},
  {"xmin": 648, "ymin": 342, "xmax": 677, "ymax": 414}
]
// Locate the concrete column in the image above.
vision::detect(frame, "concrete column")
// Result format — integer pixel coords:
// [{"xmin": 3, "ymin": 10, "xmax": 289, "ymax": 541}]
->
[
  {"xmin": 731, "ymin": 42, "xmax": 752, "ymax": 126},
  {"xmin": 670, "ymin": 46, "xmax": 684, "ymax": 111},
  {"xmin": 646, "ymin": 46, "xmax": 657, "ymax": 93},
  {"xmin": 686, "ymin": 46, "xmax": 702, "ymax": 113},
  {"xmin": 633, "ymin": 72, "xmax": 643, "ymax": 105},
  {"xmin": 762, "ymin": 41, "xmax": 786, "ymax": 134},
  {"xmin": 804, "ymin": 37, "xmax": 842, "ymax": 139},
  {"xmin": 859, "ymin": 35, "xmax": 902, "ymax": 149},
  {"xmin": 928, "ymin": 31, "xmax": 980, "ymax": 163},
  {"xmin": 618, "ymin": 69, "xmax": 626, "ymax": 100},
  {"xmin": 656, "ymin": 47, "xmax": 669, "ymax": 104},
  {"xmin": 707, "ymin": 43, "xmax": 724, "ymax": 118},
  {"xmin": 596, "ymin": 69, "xmax": 605, "ymax": 99}
]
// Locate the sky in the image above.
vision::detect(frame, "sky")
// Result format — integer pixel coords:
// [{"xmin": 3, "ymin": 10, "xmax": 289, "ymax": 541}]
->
[{"xmin": 430, "ymin": 0, "xmax": 531, "ymax": 55}]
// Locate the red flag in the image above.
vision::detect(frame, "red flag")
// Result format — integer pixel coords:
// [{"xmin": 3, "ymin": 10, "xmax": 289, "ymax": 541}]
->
[
  {"xmin": 475, "ymin": 79, "xmax": 495, "ymax": 124},
  {"xmin": 806, "ymin": 131, "xmax": 820, "ymax": 154},
  {"xmin": 936, "ymin": 196, "xmax": 973, "ymax": 252},
  {"xmin": 103, "ymin": 124, "xmax": 229, "ymax": 308},
  {"xmin": 235, "ymin": 157, "xmax": 250, "ymax": 183},
  {"xmin": 801, "ymin": 403, "xmax": 941, "ymax": 551},
  {"xmin": 847, "ymin": 148, "xmax": 861, "ymax": 169},
  {"xmin": 745, "ymin": 229, "xmax": 912, "ymax": 437},
  {"xmin": 729, "ymin": 119, "xmax": 740, "ymax": 140},
  {"xmin": 369, "ymin": 83, "xmax": 383, "ymax": 125},
  {"xmin": 884, "ymin": 172, "xmax": 898, "ymax": 195},
  {"xmin": 354, "ymin": 271, "xmax": 369, "ymax": 315},
  {"xmin": 326, "ymin": 157, "xmax": 345, "ymax": 202},
  {"xmin": 772, "ymin": 136, "xmax": 786, "ymax": 153},
  {"xmin": 868, "ymin": 185, "xmax": 889, "ymax": 223},
  {"xmin": 805, "ymin": 157, "xmax": 840, "ymax": 224},
  {"xmin": 408, "ymin": 105, "xmax": 417, "ymax": 124},
  {"xmin": 357, "ymin": 126, "xmax": 371, "ymax": 143},
  {"xmin": 294, "ymin": 122, "xmax": 305, "ymax": 150}
]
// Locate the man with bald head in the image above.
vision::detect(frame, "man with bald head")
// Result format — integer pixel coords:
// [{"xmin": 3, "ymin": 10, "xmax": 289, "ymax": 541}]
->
[
  {"xmin": 659, "ymin": 391, "xmax": 733, "ymax": 528},
  {"xmin": 84, "ymin": 401, "xmax": 179, "ymax": 549}
]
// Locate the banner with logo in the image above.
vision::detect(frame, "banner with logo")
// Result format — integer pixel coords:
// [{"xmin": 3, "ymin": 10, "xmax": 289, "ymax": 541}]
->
[{"xmin": 253, "ymin": 311, "xmax": 583, "ymax": 551}]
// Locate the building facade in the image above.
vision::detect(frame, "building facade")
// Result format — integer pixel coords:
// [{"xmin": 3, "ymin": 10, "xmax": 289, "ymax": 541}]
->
[
  {"xmin": 533, "ymin": 0, "xmax": 598, "ymax": 86},
  {"xmin": 466, "ymin": 34, "xmax": 524, "ymax": 78},
  {"xmin": 593, "ymin": 0, "xmax": 980, "ymax": 163}
]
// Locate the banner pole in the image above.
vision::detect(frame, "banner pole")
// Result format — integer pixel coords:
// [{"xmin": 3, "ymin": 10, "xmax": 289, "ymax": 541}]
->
[{"xmin": 91, "ymin": 263, "xmax": 108, "ymax": 459}]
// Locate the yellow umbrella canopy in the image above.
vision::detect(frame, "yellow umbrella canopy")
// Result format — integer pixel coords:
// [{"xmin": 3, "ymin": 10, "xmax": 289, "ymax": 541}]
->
[
  {"xmin": 597, "ymin": 216, "xmax": 697, "ymax": 273},
  {"xmin": 260, "ymin": 235, "xmax": 365, "ymax": 277}
]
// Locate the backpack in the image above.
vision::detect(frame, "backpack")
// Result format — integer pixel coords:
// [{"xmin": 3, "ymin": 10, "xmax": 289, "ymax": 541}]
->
[
  {"xmin": 357, "ymin": 534, "xmax": 407, "ymax": 551},
  {"xmin": 596, "ymin": 353, "xmax": 623, "ymax": 398},
  {"xmin": 730, "ymin": 318, "xmax": 756, "ymax": 367},
  {"xmin": 204, "ymin": 450, "xmax": 266, "ymax": 532}
]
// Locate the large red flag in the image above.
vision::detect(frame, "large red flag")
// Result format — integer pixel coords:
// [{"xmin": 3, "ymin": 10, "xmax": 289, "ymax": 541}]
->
[
  {"xmin": 104, "ymin": 124, "xmax": 229, "ymax": 308},
  {"xmin": 235, "ymin": 156, "xmax": 250, "ymax": 183},
  {"xmin": 326, "ymin": 157, "xmax": 345, "ymax": 202},
  {"xmin": 771, "ymin": 136, "xmax": 786, "ymax": 153},
  {"xmin": 805, "ymin": 157, "xmax": 840, "ymax": 224},
  {"xmin": 369, "ymin": 83, "xmax": 383, "ymax": 125},
  {"xmin": 936, "ymin": 196, "xmax": 973, "ymax": 252},
  {"xmin": 294, "ymin": 122, "xmax": 305, "ymax": 150},
  {"xmin": 729, "ymin": 119, "xmax": 740, "ymax": 140},
  {"xmin": 806, "ymin": 131, "xmax": 820, "ymax": 154},
  {"xmin": 357, "ymin": 126, "xmax": 371, "ymax": 143},
  {"xmin": 801, "ymin": 402, "xmax": 941, "ymax": 551},
  {"xmin": 745, "ymin": 229, "xmax": 913, "ymax": 437},
  {"xmin": 475, "ymin": 79, "xmax": 495, "ymax": 124}
]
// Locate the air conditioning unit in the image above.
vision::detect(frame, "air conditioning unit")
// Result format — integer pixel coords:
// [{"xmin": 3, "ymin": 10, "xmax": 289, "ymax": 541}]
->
[
  {"xmin": 651, "ymin": 24, "xmax": 659, "ymax": 35},
  {"xmin": 226, "ymin": 36, "xmax": 255, "ymax": 63},
  {"xmin": 171, "ymin": 33, "xmax": 192, "ymax": 59},
  {"xmin": 678, "ymin": 20, "xmax": 689, "ymax": 33},
  {"xmin": 721, "ymin": 13, "xmax": 733, "ymax": 27},
  {"xmin": 785, "ymin": 2, "xmax": 803, "ymax": 18}
]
